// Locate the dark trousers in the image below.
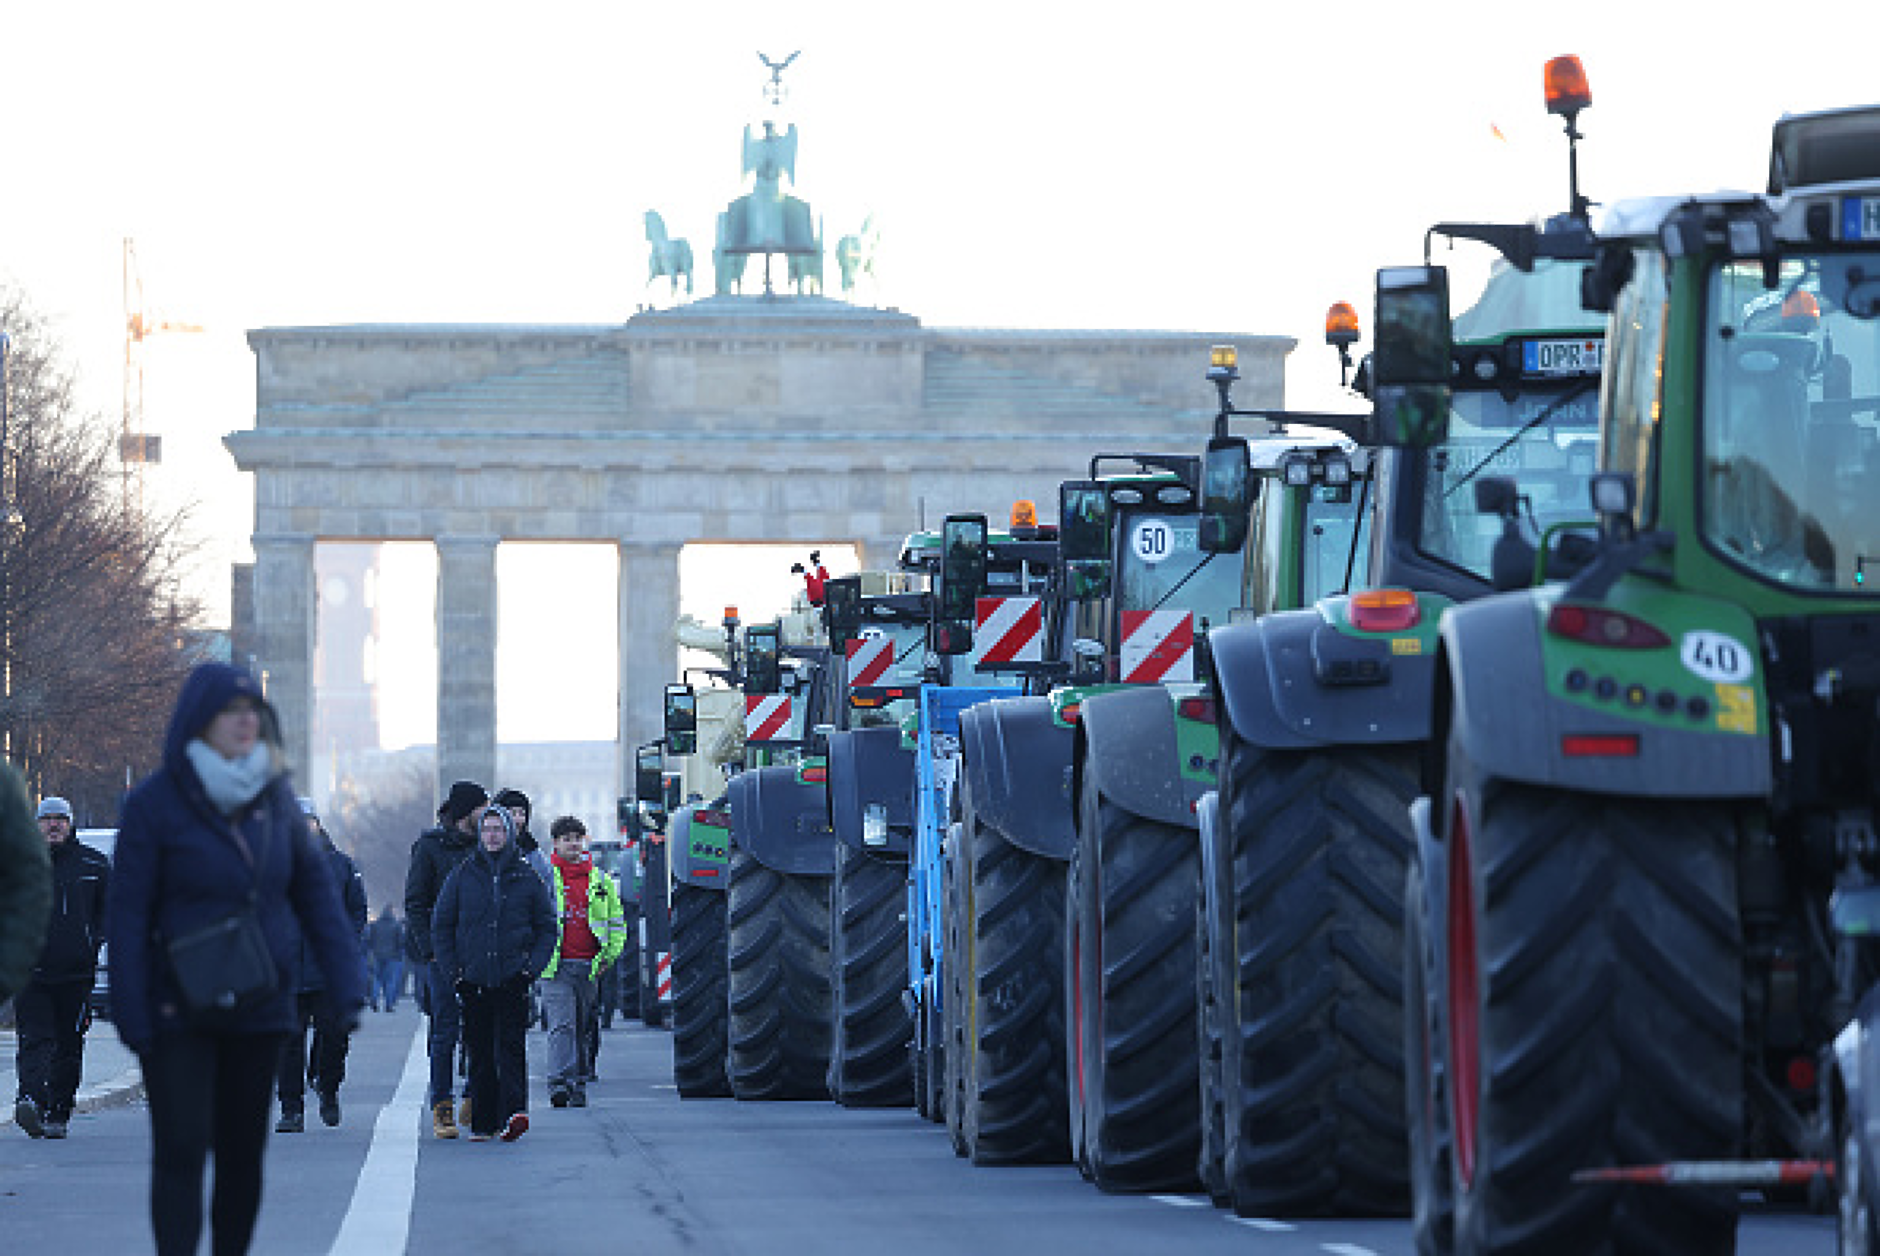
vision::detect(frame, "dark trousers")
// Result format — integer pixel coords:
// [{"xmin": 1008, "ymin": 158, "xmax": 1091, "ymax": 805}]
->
[
  {"xmin": 372, "ymin": 958, "xmax": 403, "ymax": 1010},
  {"xmin": 275, "ymin": 993, "xmax": 349, "ymax": 1113},
  {"xmin": 458, "ymin": 981, "xmax": 529, "ymax": 1136},
  {"xmin": 421, "ymin": 961, "xmax": 462, "ymax": 1106},
  {"xmin": 143, "ymin": 1029, "xmax": 285, "ymax": 1256},
  {"xmin": 13, "ymin": 978, "xmax": 91, "ymax": 1120}
]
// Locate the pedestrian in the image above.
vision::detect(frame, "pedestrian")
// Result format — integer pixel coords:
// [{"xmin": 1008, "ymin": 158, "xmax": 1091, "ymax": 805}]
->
[
  {"xmin": 11, "ymin": 795, "xmax": 109, "ymax": 1139},
  {"xmin": 365, "ymin": 904, "xmax": 405, "ymax": 1012},
  {"xmin": 404, "ymin": 779, "xmax": 486, "ymax": 1139},
  {"xmin": 492, "ymin": 787, "xmax": 551, "ymax": 887},
  {"xmin": 431, "ymin": 804, "xmax": 553, "ymax": 1142},
  {"xmin": 106, "ymin": 662, "xmax": 365, "ymax": 1256},
  {"xmin": 0, "ymin": 761, "xmax": 51, "ymax": 1010},
  {"xmin": 274, "ymin": 799, "xmax": 367, "ymax": 1133},
  {"xmin": 541, "ymin": 815, "xmax": 626, "ymax": 1108}
]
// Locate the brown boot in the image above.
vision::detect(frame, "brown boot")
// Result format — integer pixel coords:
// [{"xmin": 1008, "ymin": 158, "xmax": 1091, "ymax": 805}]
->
[{"xmin": 432, "ymin": 1099, "xmax": 459, "ymax": 1139}]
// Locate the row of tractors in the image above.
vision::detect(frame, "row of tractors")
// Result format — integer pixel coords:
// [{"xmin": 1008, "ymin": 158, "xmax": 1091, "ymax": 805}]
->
[{"xmin": 632, "ymin": 61, "xmax": 1880, "ymax": 1255}]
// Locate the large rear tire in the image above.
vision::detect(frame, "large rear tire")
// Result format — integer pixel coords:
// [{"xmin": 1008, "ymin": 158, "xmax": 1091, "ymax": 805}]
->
[
  {"xmin": 726, "ymin": 847, "xmax": 833, "ymax": 1100},
  {"xmin": 827, "ymin": 844, "xmax": 913, "ymax": 1108},
  {"xmin": 1443, "ymin": 735, "xmax": 1742, "ymax": 1254},
  {"xmin": 1404, "ymin": 855, "xmax": 1453, "ymax": 1253},
  {"xmin": 1221, "ymin": 734, "xmax": 1414, "ymax": 1215},
  {"xmin": 1196, "ymin": 845, "xmax": 1231, "ymax": 1207},
  {"xmin": 1067, "ymin": 771, "xmax": 1202, "ymax": 1192},
  {"xmin": 943, "ymin": 820, "xmax": 970, "ymax": 1153},
  {"xmin": 671, "ymin": 882, "xmax": 731, "ymax": 1098},
  {"xmin": 958, "ymin": 769, "xmax": 1070, "ymax": 1165}
]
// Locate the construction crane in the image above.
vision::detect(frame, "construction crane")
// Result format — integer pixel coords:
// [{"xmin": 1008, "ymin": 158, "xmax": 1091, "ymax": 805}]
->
[{"xmin": 121, "ymin": 237, "xmax": 201, "ymax": 515}]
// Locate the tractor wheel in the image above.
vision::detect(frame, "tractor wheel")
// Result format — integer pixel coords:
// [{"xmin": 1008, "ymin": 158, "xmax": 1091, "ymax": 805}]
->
[
  {"xmin": 1443, "ymin": 734, "xmax": 1742, "ymax": 1254},
  {"xmin": 1404, "ymin": 856, "xmax": 1453, "ymax": 1253},
  {"xmin": 1067, "ymin": 770, "xmax": 1202, "ymax": 1192},
  {"xmin": 1196, "ymin": 849, "xmax": 1231, "ymax": 1208},
  {"xmin": 943, "ymin": 821, "xmax": 970, "ymax": 1153},
  {"xmin": 670, "ymin": 882, "xmax": 731, "ymax": 1098},
  {"xmin": 726, "ymin": 846, "xmax": 833, "ymax": 1100},
  {"xmin": 1221, "ymin": 734, "xmax": 1414, "ymax": 1215},
  {"xmin": 827, "ymin": 843, "xmax": 913, "ymax": 1108},
  {"xmin": 959, "ymin": 770, "xmax": 1069, "ymax": 1166}
]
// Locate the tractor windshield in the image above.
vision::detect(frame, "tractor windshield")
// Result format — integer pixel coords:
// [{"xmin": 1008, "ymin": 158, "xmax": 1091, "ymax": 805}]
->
[
  {"xmin": 1416, "ymin": 259, "xmax": 1603, "ymax": 583},
  {"xmin": 1116, "ymin": 510, "xmax": 1241, "ymax": 625},
  {"xmin": 1701, "ymin": 255, "xmax": 1880, "ymax": 593},
  {"xmin": 1303, "ymin": 483, "xmax": 1371, "ymax": 600}
]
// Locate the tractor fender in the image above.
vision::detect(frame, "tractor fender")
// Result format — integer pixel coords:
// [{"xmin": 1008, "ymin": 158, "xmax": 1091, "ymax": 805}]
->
[
  {"xmin": 668, "ymin": 806, "xmax": 730, "ymax": 890},
  {"xmin": 1440, "ymin": 594, "xmax": 1773, "ymax": 799},
  {"xmin": 727, "ymin": 764, "xmax": 837, "ymax": 876},
  {"xmin": 1209, "ymin": 609, "xmax": 1438, "ymax": 751},
  {"xmin": 828, "ymin": 726, "xmax": 916, "ymax": 856},
  {"xmin": 958, "ymin": 697, "xmax": 1076, "ymax": 861},
  {"xmin": 1072, "ymin": 685, "xmax": 1195, "ymax": 833}
]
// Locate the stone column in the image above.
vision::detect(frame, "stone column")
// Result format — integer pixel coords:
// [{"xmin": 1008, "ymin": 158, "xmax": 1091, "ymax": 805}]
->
[
  {"xmin": 617, "ymin": 542, "xmax": 681, "ymax": 797},
  {"xmin": 436, "ymin": 535, "xmax": 500, "ymax": 796},
  {"xmin": 252, "ymin": 533, "xmax": 316, "ymax": 781}
]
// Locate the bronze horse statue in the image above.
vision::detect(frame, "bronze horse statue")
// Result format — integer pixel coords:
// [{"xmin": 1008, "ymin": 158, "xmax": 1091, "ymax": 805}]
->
[{"xmin": 645, "ymin": 210, "xmax": 694, "ymax": 296}]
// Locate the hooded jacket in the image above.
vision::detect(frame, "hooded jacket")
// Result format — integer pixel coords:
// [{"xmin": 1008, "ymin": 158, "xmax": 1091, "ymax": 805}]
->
[
  {"xmin": 431, "ymin": 807, "xmax": 555, "ymax": 991},
  {"xmin": 293, "ymin": 827, "xmax": 367, "ymax": 994},
  {"xmin": 105, "ymin": 663, "xmax": 367, "ymax": 1054},
  {"xmin": 0, "ymin": 761, "xmax": 52, "ymax": 1004},
  {"xmin": 403, "ymin": 821, "xmax": 477, "ymax": 962}
]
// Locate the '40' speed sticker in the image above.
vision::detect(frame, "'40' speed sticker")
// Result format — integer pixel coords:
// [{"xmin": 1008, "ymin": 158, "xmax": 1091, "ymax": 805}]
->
[{"xmin": 1681, "ymin": 630, "xmax": 1754, "ymax": 685}]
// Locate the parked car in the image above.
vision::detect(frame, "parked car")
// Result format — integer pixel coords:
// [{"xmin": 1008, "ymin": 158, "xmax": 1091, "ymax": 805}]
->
[{"xmin": 78, "ymin": 828, "xmax": 117, "ymax": 1020}]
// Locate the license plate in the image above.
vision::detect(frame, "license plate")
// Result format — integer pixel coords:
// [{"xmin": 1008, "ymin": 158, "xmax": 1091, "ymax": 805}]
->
[
  {"xmin": 1843, "ymin": 196, "xmax": 1880, "ymax": 242},
  {"xmin": 1523, "ymin": 338, "xmax": 1603, "ymax": 377}
]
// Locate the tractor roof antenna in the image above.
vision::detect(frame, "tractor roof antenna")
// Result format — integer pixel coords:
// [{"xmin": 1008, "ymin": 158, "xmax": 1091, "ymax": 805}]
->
[{"xmin": 1544, "ymin": 55, "xmax": 1594, "ymax": 225}]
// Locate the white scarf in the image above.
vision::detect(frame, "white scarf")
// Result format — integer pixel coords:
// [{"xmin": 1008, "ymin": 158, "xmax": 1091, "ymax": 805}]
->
[{"xmin": 186, "ymin": 739, "xmax": 276, "ymax": 815}]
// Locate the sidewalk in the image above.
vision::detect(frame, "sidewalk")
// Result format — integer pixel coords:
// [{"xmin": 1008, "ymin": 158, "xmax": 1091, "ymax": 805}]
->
[{"xmin": 0, "ymin": 1027, "xmax": 145, "ymax": 1127}]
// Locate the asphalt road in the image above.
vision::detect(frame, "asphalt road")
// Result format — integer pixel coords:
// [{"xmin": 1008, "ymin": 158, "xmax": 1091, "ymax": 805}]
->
[{"xmin": 0, "ymin": 1005, "xmax": 1841, "ymax": 1254}]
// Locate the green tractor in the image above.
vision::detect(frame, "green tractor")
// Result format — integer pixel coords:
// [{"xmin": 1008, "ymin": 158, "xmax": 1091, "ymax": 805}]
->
[{"xmin": 1405, "ymin": 103, "xmax": 1880, "ymax": 1252}]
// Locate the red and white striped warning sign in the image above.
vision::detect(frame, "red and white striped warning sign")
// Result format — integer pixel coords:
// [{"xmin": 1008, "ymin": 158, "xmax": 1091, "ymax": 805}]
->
[
  {"xmin": 656, "ymin": 950, "xmax": 673, "ymax": 1004},
  {"xmin": 1120, "ymin": 610, "xmax": 1195, "ymax": 684},
  {"xmin": 846, "ymin": 634, "xmax": 896, "ymax": 688},
  {"xmin": 744, "ymin": 694, "xmax": 793, "ymax": 742},
  {"xmin": 973, "ymin": 596, "xmax": 1044, "ymax": 669}
]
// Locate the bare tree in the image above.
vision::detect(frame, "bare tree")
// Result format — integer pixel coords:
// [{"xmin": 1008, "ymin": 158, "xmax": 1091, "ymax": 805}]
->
[
  {"xmin": 324, "ymin": 752, "xmax": 439, "ymax": 913},
  {"xmin": 0, "ymin": 287, "xmax": 202, "ymax": 822}
]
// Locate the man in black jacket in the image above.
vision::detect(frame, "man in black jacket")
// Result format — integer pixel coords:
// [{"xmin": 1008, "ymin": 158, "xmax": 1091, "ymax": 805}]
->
[
  {"xmin": 403, "ymin": 779, "xmax": 486, "ymax": 1138},
  {"xmin": 275, "ymin": 800, "xmax": 367, "ymax": 1132},
  {"xmin": 12, "ymin": 797, "xmax": 109, "ymax": 1139}
]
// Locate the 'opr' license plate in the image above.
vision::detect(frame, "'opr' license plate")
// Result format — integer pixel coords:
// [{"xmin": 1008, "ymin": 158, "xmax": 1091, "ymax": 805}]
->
[
  {"xmin": 1844, "ymin": 196, "xmax": 1880, "ymax": 242},
  {"xmin": 1523, "ymin": 338, "xmax": 1603, "ymax": 377}
]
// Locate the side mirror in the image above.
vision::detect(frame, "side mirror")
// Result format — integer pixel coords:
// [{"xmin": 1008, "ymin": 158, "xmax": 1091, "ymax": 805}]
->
[
  {"xmin": 663, "ymin": 683, "xmax": 698, "ymax": 755},
  {"xmin": 940, "ymin": 514, "xmax": 989, "ymax": 622},
  {"xmin": 1058, "ymin": 481, "xmax": 1110, "ymax": 562},
  {"xmin": 1473, "ymin": 476, "xmax": 1520, "ymax": 520},
  {"xmin": 1373, "ymin": 264, "xmax": 1453, "ymax": 447},
  {"xmin": 745, "ymin": 624, "xmax": 782, "ymax": 694},
  {"xmin": 823, "ymin": 576, "xmax": 863, "ymax": 644},
  {"xmin": 1199, "ymin": 436, "xmax": 1253, "ymax": 553},
  {"xmin": 635, "ymin": 744, "xmax": 664, "ymax": 808}
]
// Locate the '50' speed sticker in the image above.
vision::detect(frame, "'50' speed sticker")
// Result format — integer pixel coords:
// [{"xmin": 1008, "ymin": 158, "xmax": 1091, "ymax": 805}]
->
[{"xmin": 1681, "ymin": 631, "xmax": 1754, "ymax": 684}]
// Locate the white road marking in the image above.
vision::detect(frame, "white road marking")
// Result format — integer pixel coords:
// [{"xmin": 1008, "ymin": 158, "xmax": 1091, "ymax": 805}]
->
[
  {"xmin": 1320, "ymin": 1245, "xmax": 1380, "ymax": 1256},
  {"xmin": 1151, "ymin": 1194, "xmax": 1210, "ymax": 1207},
  {"xmin": 1230, "ymin": 1217, "xmax": 1298, "ymax": 1232},
  {"xmin": 328, "ymin": 1028, "xmax": 427, "ymax": 1256}
]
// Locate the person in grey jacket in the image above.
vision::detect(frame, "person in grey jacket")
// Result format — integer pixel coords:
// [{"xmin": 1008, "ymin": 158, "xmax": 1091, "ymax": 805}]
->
[{"xmin": 432, "ymin": 804, "xmax": 553, "ymax": 1141}]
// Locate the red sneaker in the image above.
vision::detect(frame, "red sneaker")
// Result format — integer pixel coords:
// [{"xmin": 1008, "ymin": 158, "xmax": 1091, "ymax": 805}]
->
[{"xmin": 500, "ymin": 1112, "xmax": 529, "ymax": 1142}]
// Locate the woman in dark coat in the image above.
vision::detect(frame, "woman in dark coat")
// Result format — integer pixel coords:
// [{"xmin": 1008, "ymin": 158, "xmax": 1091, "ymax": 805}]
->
[
  {"xmin": 108, "ymin": 663, "xmax": 366, "ymax": 1256},
  {"xmin": 433, "ymin": 803, "xmax": 554, "ymax": 1141}
]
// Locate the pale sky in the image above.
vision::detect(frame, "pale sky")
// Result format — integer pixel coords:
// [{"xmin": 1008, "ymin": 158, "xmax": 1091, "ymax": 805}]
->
[{"xmin": 2, "ymin": 2, "xmax": 1875, "ymax": 745}]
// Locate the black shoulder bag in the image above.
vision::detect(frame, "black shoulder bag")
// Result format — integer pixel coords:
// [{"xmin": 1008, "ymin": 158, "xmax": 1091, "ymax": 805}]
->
[{"xmin": 164, "ymin": 805, "xmax": 278, "ymax": 1025}]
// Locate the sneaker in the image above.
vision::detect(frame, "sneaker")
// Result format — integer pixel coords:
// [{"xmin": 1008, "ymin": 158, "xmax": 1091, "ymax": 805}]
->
[
  {"xmin": 570, "ymin": 1088, "xmax": 587, "ymax": 1109},
  {"xmin": 499, "ymin": 1112, "xmax": 528, "ymax": 1142},
  {"xmin": 431, "ymin": 1100, "xmax": 459, "ymax": 1140},
  {"xmin": 319, "ymin": 1095, "xmax": 341, "ymax": 1127},
  {"xmin": 549, "ymin": 1089, "xmax": 569, "ymax": 1109},
  {"xmin": 15, "ymin": 1098, "xmax": 44, "ymax": 1139},
  {"xmin": 42, "ymin": 1120, "xmax": 67, "ymax": 1139},
  {"xmin": 276, "ymin": 1110, "xmax": 305, "ymax": 1134},
  {"xmin": 457, "ymin": 1095, "xmax": 472, "ymax": 1128}
]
